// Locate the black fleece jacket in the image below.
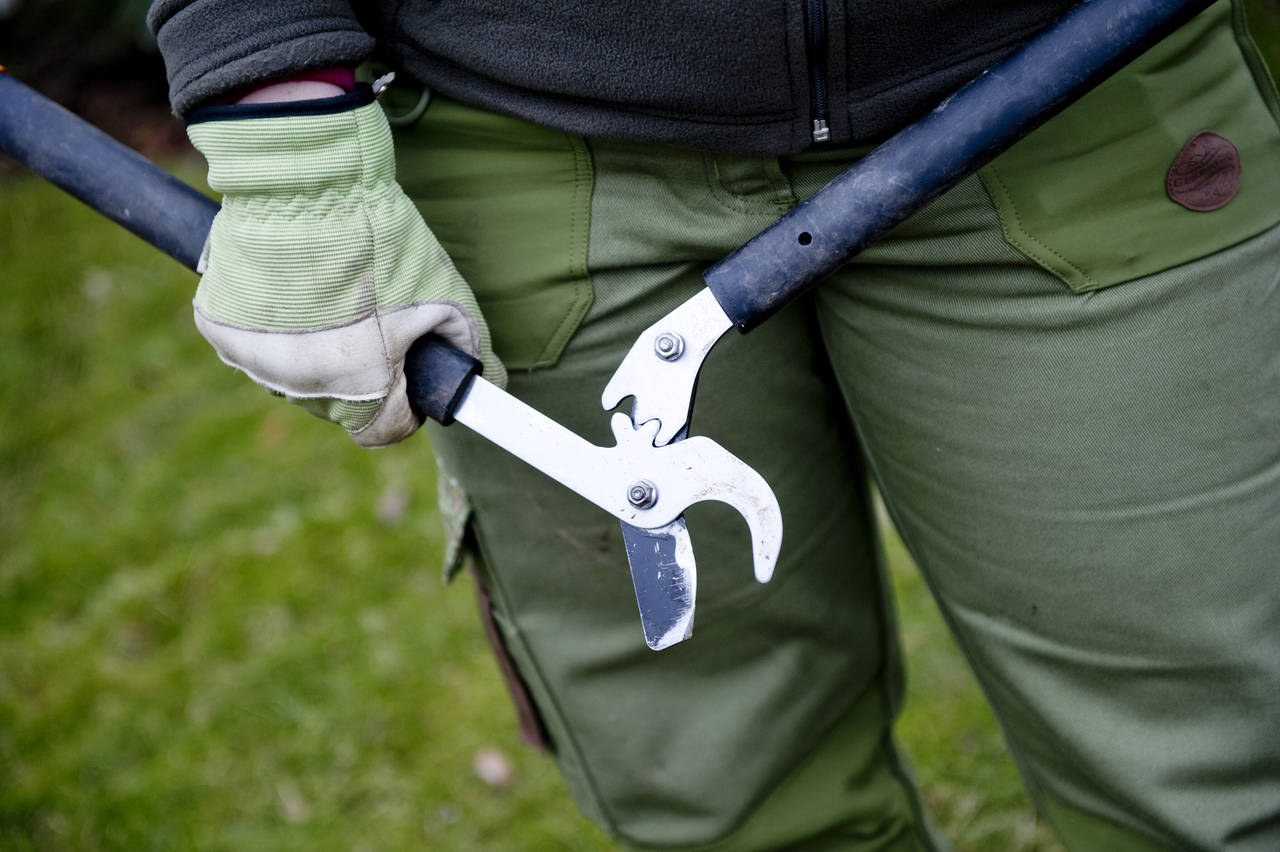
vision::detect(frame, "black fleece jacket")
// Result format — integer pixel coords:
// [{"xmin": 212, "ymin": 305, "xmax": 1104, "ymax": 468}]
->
[{"xmin": 148, "ymin": 0, "xmax": 1076, "ymax": 154}]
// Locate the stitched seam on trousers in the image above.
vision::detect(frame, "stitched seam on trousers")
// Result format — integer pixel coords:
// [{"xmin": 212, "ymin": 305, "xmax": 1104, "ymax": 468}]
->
[
  {"xmin": 533, "ymin": 132, "xmax": 595, "ymax": 368},
  {"xmin": 765, "ymin": 153, "xmax": 800, "ymax": 216},
  {"xmin": 469, "ymin": 566, "xmax": 550, "ymax": 751},
  {"xmin": 978, "ymin": 163, "xmax": 1095, "ymax": 291},
  {"xmin": 702, "ymin": 155, "xmax": 795, "ymax": 217},
  {"xmin": 469, "ymin": 520, "xmax": 621, "ymax": 836},
  {"xmin": 846, "ymin": 443, "xmax": 940, "ymax": 850},
  {"xmin": 1231, "ymin": 0, "xmax": 1280, "ymax": 127}
]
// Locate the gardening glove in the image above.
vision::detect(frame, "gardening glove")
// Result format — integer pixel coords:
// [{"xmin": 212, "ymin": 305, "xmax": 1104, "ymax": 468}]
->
[{"xmin": 185, "ymin": 84, "xmax": 506, "ymax": 449}]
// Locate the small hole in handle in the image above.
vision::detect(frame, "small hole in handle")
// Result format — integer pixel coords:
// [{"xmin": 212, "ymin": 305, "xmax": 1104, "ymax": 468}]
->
[{"xmin": 797, "ymin": 232, "xmax": 812, "ymax": 246}]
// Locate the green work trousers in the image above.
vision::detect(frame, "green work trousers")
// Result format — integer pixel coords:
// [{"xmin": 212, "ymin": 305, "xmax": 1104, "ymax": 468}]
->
[{"xmin": 392, "ymin": 3, "xmax": 1280, "ymax": 848}]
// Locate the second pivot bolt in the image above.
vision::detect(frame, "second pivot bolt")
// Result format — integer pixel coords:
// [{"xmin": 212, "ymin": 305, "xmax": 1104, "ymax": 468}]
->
[
  {"xmin": 654, "ymin": 332, "xmax": 684, "ymax": 361},
  {"xmin": 627, "ymin": 480, "xmax": 658, "ymax": 509}
]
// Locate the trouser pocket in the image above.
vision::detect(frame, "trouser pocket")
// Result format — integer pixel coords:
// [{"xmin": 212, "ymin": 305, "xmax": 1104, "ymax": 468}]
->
[
  {"xmin": 979, "ymin": 0, "xmax": 1280, "ymax": 292},
  {"xmin": 393, "ymin": 94, "xmax": 594, "ymax": 371}
]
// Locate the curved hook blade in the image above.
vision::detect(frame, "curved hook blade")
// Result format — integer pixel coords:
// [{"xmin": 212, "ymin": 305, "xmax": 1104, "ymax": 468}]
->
[{"xmin": 610, "ymin": 415, "xmax": 781, "ymax": 583}]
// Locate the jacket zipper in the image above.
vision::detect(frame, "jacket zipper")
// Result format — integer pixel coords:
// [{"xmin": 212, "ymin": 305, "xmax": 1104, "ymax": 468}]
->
[{"xmin": 805, "ymin": 0, "xmax": 831, "ymax": 142}]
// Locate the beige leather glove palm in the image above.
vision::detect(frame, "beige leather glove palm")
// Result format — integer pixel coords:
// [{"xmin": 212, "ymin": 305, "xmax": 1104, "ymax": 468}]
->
[{"xmin": 187, "ymin": 85, "xmax": 506, "ymax": 448}]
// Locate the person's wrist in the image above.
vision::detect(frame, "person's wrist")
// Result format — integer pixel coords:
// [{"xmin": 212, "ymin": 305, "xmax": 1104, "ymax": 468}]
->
[
  {"xmin": 198, "ymin": 68, "xmax": 357, "ymax": 107},
  {"xmin": 236, "ymin": 80, "xmax": 345, "ymax": 104}
]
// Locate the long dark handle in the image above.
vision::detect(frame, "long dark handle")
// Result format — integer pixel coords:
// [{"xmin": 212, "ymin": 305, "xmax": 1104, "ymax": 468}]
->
[
  {"xmin": 704, "ymin": 0, "xmax": 1215, "ymax": 332},
  {"xmin": 0, "ymin": 70, "xmax": 216, "ymax": 268},
  {"xmin": 0, "ymin": 70, "xmax": 477, "ymax": 424}
]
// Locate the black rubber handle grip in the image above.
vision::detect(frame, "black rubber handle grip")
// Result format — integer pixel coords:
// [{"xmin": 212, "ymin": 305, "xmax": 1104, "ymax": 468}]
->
[
  {"xmin": 0, "ymin": 70, "xmax": 479, "ymax": 426},
  {"xmin": 703, "ymin": 0, "xmax": 1214, "ymax": 332},
  {"xmin": 404, "ymin": 335, "xmax": 482, "ymax": 425}
]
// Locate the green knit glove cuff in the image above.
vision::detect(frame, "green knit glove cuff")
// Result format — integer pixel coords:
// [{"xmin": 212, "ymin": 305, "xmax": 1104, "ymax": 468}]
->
[{"xmin": 186, "ymin": 88, "xmax": 506, "ymax": 446}]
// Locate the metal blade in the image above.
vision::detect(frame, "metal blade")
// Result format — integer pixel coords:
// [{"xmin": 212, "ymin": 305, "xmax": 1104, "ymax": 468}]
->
[
  {"xmin": 620, "ymin": 425, "xmax": 696, "ymax": 650},
  {"xmin": 621, "ymin": 519, "xmax": 697, "ymax": 650}
]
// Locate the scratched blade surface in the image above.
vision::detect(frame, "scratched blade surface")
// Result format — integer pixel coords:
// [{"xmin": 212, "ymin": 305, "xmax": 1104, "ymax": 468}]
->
[{"xmin": 621, "ymin": 519, "xmax": 696, "ymax": 650}]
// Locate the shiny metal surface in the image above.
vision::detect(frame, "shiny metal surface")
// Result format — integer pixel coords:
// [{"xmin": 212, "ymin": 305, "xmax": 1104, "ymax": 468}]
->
[
  {"xmin": 455, "ymin": 378, "xmax": 781, "ymax": 581},
  {"xmin": 601, "ymin": 288, "xmax": 733, "ymax": 447},
  {"xmin": 627, "ymin": 480, "xmax": 659, "ymax": 509},
  {"xmin": 622, "ymin": 519, "xmax": 697, "ymax": 650},
  {"xmin": 653, "ymin": 331, "xmax": 685, "ymax": 362}
]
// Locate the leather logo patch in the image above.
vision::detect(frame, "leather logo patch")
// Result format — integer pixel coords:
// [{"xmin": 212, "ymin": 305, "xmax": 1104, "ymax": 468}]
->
[{"xmin": 1166, "ymin": 131, "xmax": 1241, "ymax": 212}]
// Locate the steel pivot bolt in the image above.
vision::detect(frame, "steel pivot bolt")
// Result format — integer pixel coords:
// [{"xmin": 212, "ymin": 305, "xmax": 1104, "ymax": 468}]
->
[
  {"xmin": 627, "ymin": 479, "xmax": 658, "ymax": 509},
  {"xmin": 654, "ymin": 332, "xmax": 684, "ymax": 362}
]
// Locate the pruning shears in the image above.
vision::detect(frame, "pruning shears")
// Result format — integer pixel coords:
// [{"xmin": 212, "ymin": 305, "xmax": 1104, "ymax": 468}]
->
[{"xmin": 0, "ymin": 0, "xmax": 1214, "ymax": 650}]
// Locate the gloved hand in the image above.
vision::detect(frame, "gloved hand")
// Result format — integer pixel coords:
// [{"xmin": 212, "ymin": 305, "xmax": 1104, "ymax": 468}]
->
[{"xmin": 186, "ymin": 83, "xmax": 506, "ymax": 448}]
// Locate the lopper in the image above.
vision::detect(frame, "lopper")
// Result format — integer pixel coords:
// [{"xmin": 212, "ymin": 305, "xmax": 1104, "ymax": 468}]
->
[{"xmin": 0, "ymin": 0, "xmax": 1215, "ymax": 649}]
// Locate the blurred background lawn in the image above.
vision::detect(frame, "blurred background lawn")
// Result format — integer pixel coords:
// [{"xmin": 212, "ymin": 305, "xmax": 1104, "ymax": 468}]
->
[{"xmin": 2, "ymin": 2, "xmax": 1278, "ymax": 850}]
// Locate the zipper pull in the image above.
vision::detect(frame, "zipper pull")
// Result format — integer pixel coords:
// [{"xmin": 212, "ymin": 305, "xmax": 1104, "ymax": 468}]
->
[
  {"xmin": 371, "ymin": 72, "xmax": 397, "ymax": 94},
  {"xmin": 811, "ymin": 119, "xmax": 831, "ymax": 143}
]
